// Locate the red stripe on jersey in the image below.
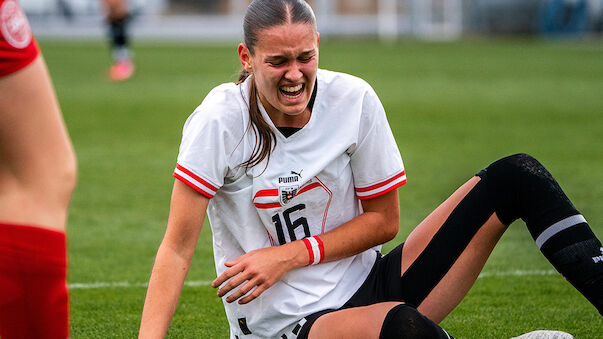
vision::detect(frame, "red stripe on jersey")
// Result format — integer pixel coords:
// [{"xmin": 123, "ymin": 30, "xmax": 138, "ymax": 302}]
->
[
  {"xmin": 253, "ymin": 189, "xmax": 279, "ymax": 199},
  {"xmin": 176, "ymin": 164, "xmax": 219, "ymax": 191},
  {"xmin": 302, "ymin": 238, "xmax": 314, "ymax": 266},
  {"xmin": 314, "ymin": 236, "xmax": 325, "ymax": 263},
  {"xmin": 173, "ymin": 172, "xmax": 213, "ymax": 199},
  {"xmin": 355, "ymin": 171, "xmax": 406, "ymax": 192},
  {"xmin": 296, "ymin": 182, "xmax": 321, "ymax": 196},
  {"xmin": 357, "ymin": 178, "xmax": 406, "ymax": 200},
  {"xmin": 254, "ymin": 202, "xmax": 282, "ymax": 209},
  {"xmin": 253, "ymin": 189, "xmax": 280, "ymax": 209},
  {"xmin": 266, "ymin": 230, "xmax": 275, "ymax": 246},
  {"xmin": 314, "ymin": 177, "xmax": 333, "ymax": 234}
]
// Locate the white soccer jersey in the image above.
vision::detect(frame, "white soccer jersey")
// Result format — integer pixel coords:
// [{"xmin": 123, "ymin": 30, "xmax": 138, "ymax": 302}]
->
[{"xmin": 174, "ymin": 69, "xmax": 406, "ymax": 338}]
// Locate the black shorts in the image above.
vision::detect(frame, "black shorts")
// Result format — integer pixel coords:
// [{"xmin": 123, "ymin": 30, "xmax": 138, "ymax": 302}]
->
[{"xmin": 297, "ymin": 243, "xmax": 407, "ymax": 339}]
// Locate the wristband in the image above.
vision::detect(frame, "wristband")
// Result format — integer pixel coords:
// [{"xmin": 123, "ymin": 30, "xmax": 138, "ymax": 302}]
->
[{"xmin": 302, "ymin": 236, "xmax": 325, "ymax": 266}]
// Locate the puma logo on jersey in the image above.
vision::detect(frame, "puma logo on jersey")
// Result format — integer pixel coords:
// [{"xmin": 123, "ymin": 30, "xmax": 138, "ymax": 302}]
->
[
  {"xmin": 279, "ymin": 176, "xmax": 299, "ymax": 183},
  {"xmin": 279, "ymin": 170, "xmax": 303, "ymax": 183}
]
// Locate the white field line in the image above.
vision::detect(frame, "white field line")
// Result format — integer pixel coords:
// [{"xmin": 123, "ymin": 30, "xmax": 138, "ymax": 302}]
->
[
  {"xmin": 68, "ymin": 280, "xmax": 213, "ymax": 290},
  {"xmin": 477, "ymin": 269, "xmax": 557, "ymax": 278},
  {"xmin": 67, "ymin": 269, "xmax": 558, "ymax": 290}
]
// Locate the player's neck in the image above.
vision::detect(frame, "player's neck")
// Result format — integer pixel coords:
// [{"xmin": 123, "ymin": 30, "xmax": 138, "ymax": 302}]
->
[{"xmin": 268, "ymin": 107, "xmax": 311, "ymax": 128}]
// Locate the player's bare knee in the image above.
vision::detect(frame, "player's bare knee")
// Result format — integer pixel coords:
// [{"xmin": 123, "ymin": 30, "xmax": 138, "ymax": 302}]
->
[
  {"xmin": 63, "ymin": 149, "xmax": 77, "ymax": 190},
  {"xmin": 56, "ymin": 153, "xmax": 77, "ymax": 203},
  {"xmin": 35, "ymin": 150, "xmax": 77, "ymax": 208}
]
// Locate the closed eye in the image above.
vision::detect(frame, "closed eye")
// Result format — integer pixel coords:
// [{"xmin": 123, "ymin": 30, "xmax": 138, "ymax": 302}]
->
[
  {"xmin": 298, "ymin": 52, "xmax": 315, "ymax": 63},
  {"xmin": 268, "ymin": 60, "xmax": 285, "ymax": 66}
]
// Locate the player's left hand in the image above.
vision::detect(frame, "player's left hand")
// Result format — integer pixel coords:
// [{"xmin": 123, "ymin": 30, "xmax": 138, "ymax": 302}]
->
[{"xmin": 211, "ymin": 242, "xmax": 304, "ymax": 304}]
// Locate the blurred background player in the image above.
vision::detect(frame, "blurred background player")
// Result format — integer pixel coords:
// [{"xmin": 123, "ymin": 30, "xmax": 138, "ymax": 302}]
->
[
  {"xmin": 0, "ymin": 0, "xmax": 77, "ymax": 337},
  {"xmin": 102, "ymin": 0, "xmax": 134, "ymax": 81}
]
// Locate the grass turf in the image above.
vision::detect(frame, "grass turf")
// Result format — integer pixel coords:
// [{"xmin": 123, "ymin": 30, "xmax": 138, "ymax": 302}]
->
[{"xmin": 38, "ymin": 38, "xmax": 603, "ymax": 338}]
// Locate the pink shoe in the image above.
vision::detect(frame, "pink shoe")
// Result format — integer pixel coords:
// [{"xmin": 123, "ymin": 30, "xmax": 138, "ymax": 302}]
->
[{"xmin": 109, "ymin": 60, "xmax": 134, "ymax": 81}]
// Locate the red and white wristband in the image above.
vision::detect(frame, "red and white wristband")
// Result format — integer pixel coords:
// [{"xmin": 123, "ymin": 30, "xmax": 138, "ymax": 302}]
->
[{"xmin": 302, "ymin": 236, "xmax": 325, "ymax": 266}]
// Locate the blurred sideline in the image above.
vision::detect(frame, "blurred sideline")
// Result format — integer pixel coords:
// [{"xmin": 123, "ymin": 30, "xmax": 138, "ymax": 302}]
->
[
  {"xmin": 28, "ymin": 14, "xmax": 245, "ymax": 41},
  {"xmin": 23, "ymin": 0, "xmax": 603, "ymax": 41}
]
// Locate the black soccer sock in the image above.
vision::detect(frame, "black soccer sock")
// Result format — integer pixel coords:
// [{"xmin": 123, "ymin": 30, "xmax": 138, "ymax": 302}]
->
[
  {"xmin": 108, "ymin": 16, "xmax": 130, "ymax": 60},
  {"xmin": 379, "ymin": 304, "xmax": 454, "ymax": 339},
  {"xmin": 479, "ymin": 153, "xmax": 603, "ymax": 314},
  {"xmin": 109, "ymin": 16, "xmax": 128, "ymax": 48}
]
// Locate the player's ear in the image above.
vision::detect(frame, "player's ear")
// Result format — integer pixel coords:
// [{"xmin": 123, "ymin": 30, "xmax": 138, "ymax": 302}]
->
[
  {"xmin": 316, "ymin": 31, "xmax": 320, "ymax": 45},
  {"xmin": 238, "ymin": 43, "xmax": 253, "ymax": 72}
]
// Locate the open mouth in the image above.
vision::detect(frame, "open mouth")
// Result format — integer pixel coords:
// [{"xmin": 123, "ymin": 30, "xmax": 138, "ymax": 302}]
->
[{"xmin": 279, "ymin": 83, "xmax": 305, "ymax": 98}]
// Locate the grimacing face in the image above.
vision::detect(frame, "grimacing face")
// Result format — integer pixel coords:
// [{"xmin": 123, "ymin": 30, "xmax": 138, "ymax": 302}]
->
[{"xmin": 239, "ymin": 22, "xmax": 319, "ymax": 127}]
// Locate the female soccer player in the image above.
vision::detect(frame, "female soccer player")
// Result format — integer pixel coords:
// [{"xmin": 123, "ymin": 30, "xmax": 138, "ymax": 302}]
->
[
  {"xmin": 0, "ymin": 0, "xmax": 77, "ymax": 338},
  {"xmin": 103, "ymin": 0, "xmax": 134, "ymax": 81},
  {"xmin": 139, "ymin": 1, "xmax": 602, "ymax": 338}
]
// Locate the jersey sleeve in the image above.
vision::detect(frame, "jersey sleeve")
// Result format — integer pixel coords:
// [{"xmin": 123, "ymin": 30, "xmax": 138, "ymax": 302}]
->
[
  {"xmin": 173, "ymin": 107, "xmax": 229, "ymax": 199},
  {"xmin": 349, "ymin": 86, "xmax": 406, "ymax": 200},
  {"xmin": 0, "ymin": 0, "xmax": 39, "ymax": 77}
]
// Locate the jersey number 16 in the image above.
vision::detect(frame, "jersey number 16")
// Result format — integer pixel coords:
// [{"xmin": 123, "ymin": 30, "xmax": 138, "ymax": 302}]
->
[{"xmin": 271, "ymin": 204, "xmax": 311, "ymax": 245}]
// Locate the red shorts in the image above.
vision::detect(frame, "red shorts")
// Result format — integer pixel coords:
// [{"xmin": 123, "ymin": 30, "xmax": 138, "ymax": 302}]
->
[{"xmin": 0, "ymin": 0, "xmax": 38, "ymax": 77}]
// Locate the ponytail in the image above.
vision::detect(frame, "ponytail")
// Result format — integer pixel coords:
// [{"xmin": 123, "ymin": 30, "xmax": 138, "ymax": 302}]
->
[{"xmin": 236, "ymin": 70, "xmax": 276, "ymax": 170}]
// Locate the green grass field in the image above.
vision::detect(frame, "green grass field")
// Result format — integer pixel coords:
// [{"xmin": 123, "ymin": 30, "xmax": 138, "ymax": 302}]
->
[{"xmin": 39, "ymin": 38, "xmax": 603, "ymax": 338}]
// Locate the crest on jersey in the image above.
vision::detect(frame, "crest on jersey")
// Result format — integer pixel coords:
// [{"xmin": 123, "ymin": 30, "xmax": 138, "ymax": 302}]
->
[
  {"xmin": 1, "ymin": 0, "xmax": 32, "ymax": 49},
  {"xmin": 279, "ymin": 185, "xmax": 298, "ymax": 205}
]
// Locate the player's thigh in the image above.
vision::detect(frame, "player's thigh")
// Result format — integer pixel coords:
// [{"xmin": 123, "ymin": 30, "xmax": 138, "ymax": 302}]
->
[
  {"xmin": 0, "ymin": 56, "xmax": 76, "ymax": 186},
  {"xmin": 0, "ymin": 57, "xmax": 76, "ymax": 228},
  {"xmin": 307, "ymin": 302, "xmax": 401, "ymax": 339},
  {"xmin": 400, "ymin": 176, "xmax": 506, "ymax": 323},
  {"xmin": 401, "ymin": 177, "xmax": 483, "ymax": 272}
]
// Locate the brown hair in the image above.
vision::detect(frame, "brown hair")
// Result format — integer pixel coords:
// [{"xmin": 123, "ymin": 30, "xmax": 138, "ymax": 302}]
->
[{"xmin": 237, "ymin": 0, "xmax": 316, "ymax": 170}]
